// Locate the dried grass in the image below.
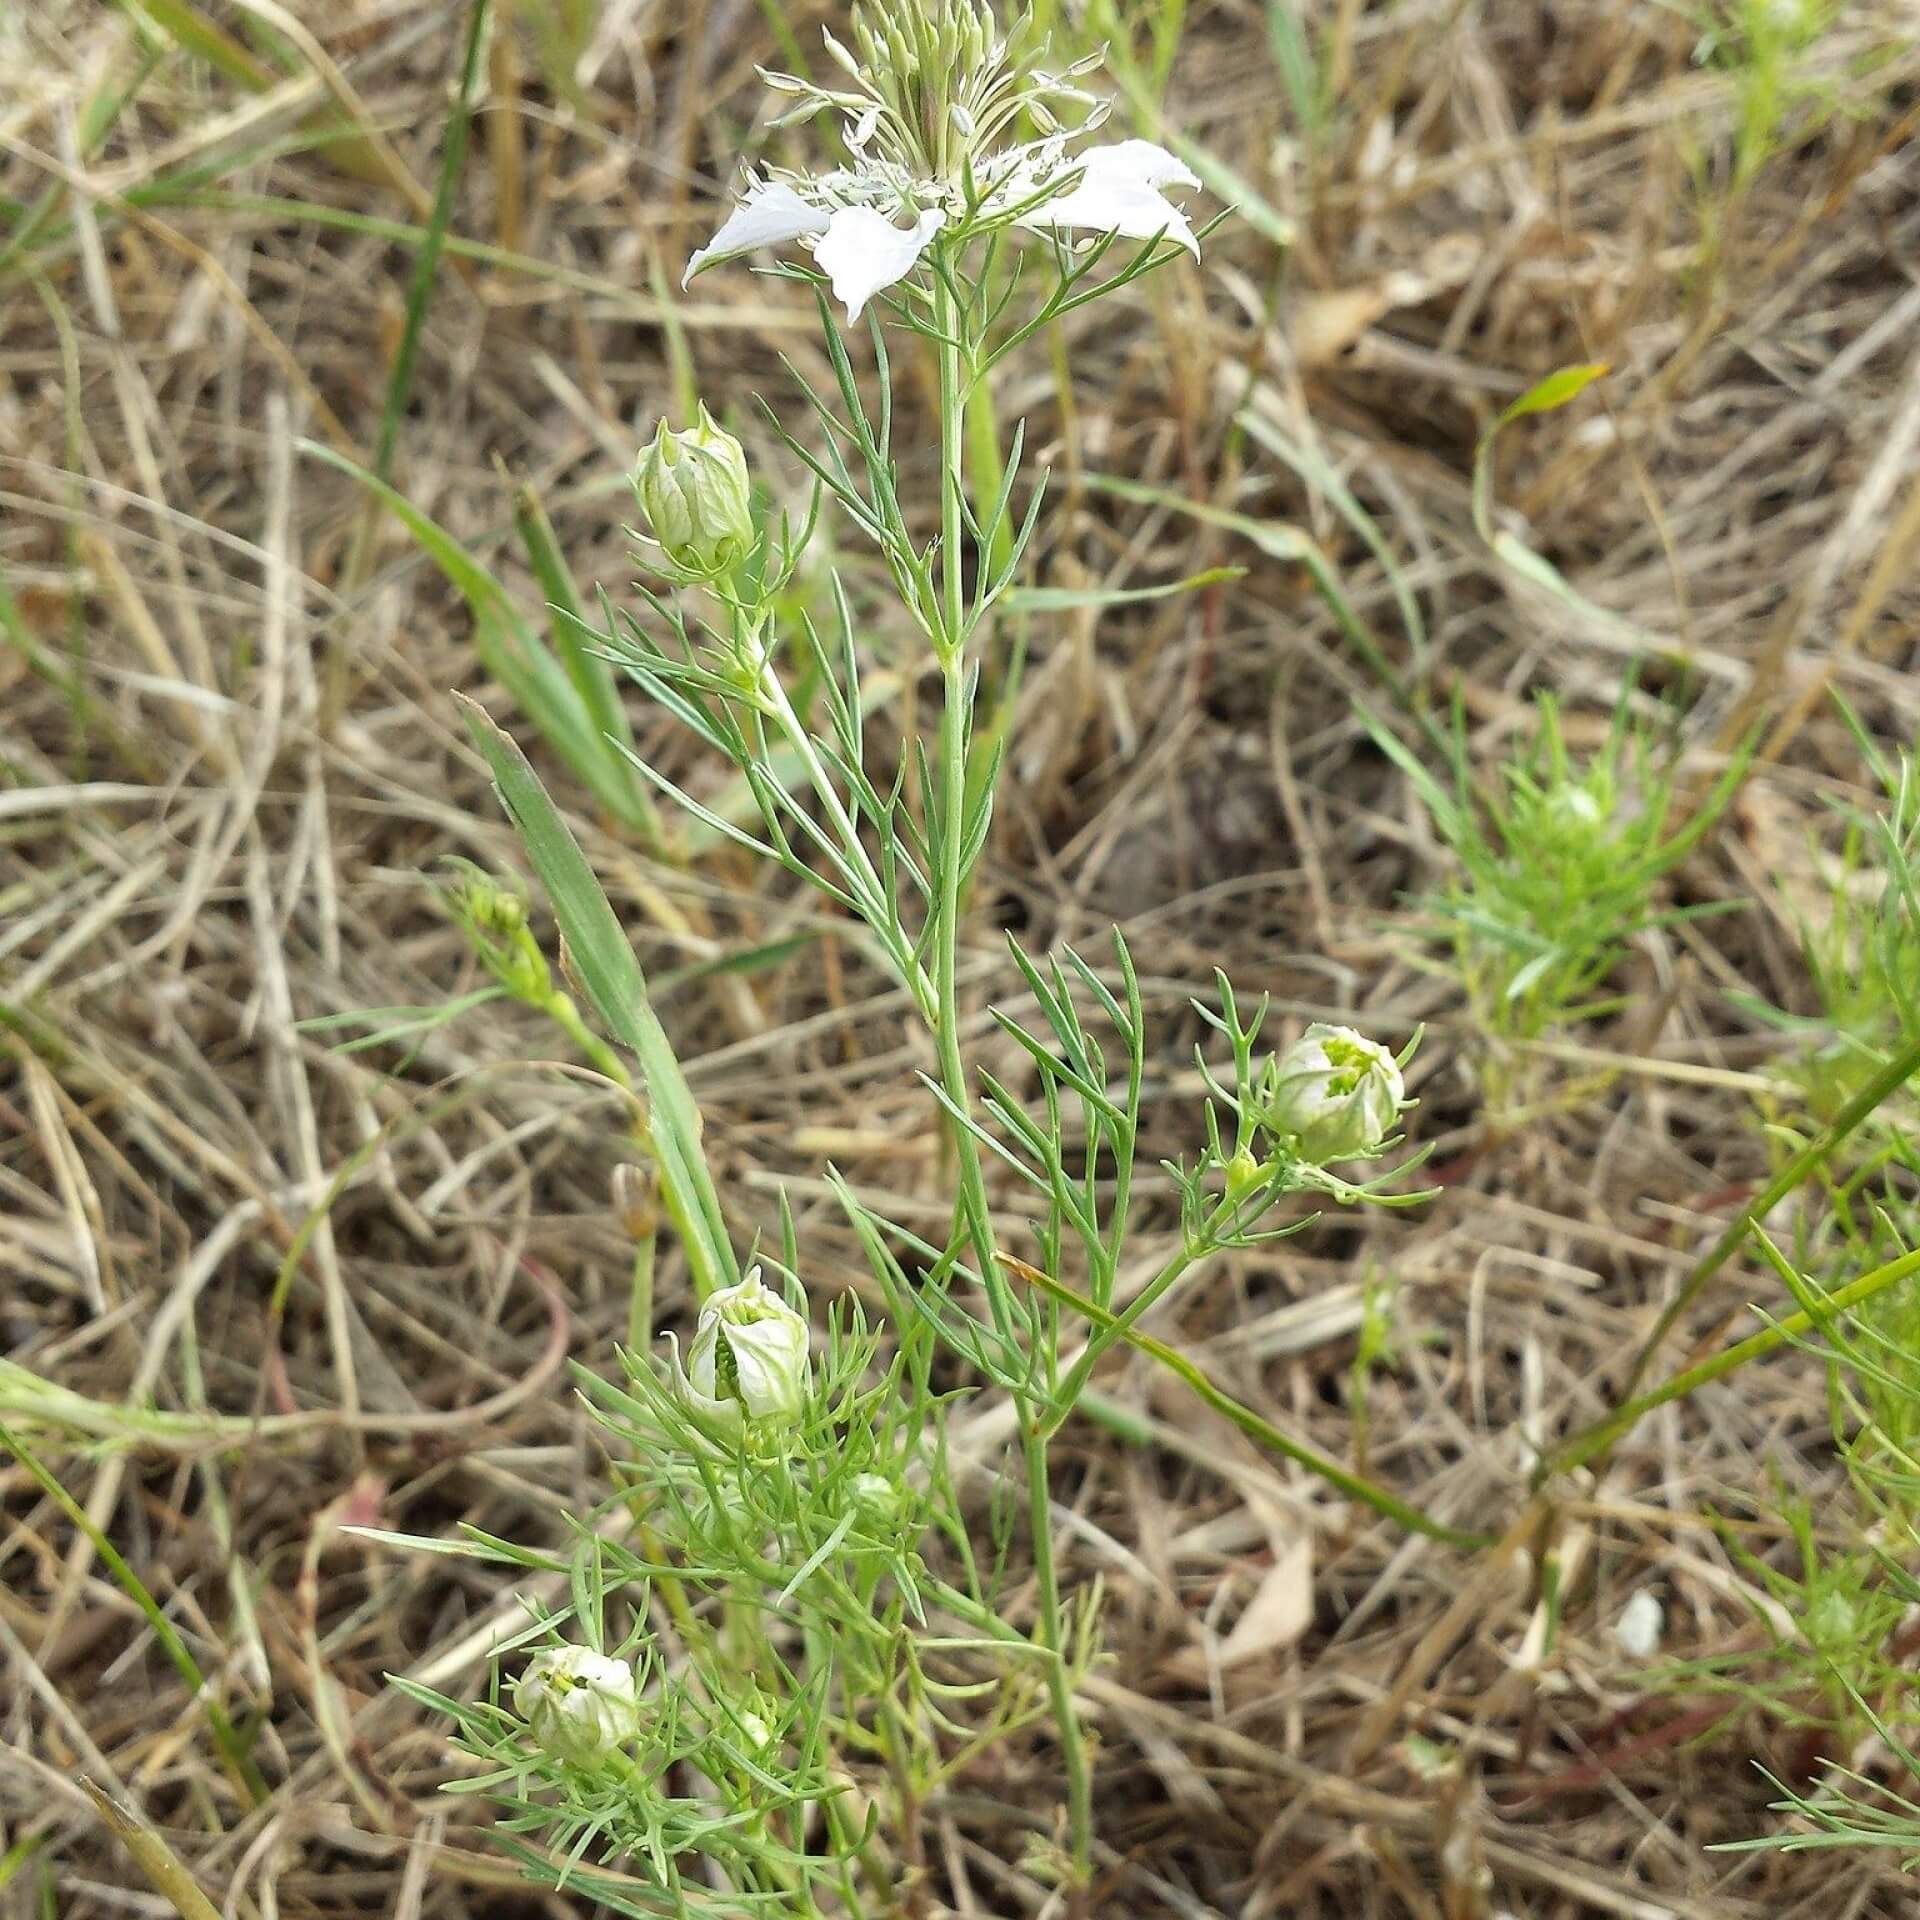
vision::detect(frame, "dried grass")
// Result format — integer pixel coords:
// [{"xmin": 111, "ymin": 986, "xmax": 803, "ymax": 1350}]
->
[{"xmin": 4, "ymin": 1, "xmax": 1920, "ymax": 1914}]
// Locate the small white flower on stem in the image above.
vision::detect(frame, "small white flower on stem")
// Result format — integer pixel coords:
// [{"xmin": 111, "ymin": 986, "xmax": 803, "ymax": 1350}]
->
[
  {"xmin": 513, "ymin": 1645, "xmax": 641, "ymax": 1765},
  {"xmin": 684, "ymin": 180, "xmax": 830, "ymax": 282},
  {"xmin": 1014, "ymin": 139, "xmax": 1201, "ymax": 255},
  {"xmin": 811, "ymin": 206, "xmax": 947, "ymax": 322},
  {"xmin": 674, "ymin": 1267, "xmax": 812, "ymax": 1426}
]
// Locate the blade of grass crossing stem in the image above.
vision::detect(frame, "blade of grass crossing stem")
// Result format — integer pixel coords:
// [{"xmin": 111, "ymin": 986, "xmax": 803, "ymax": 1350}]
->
[
  {"xmin": 1549, "ymin": 1240, "xmax": 1920, "ymax": 1480},
  {"xmin": 1609, "ymin": 1032, "xmax": 1920, "ymax": 1407},
  {"xmin": 1234, "ymin": 405, "xmax": 1427, "ymax": 669},
  {"xmin": 1084, "ymin": 471, "xmax": 1441, "ymax": 747},
  {"xmin": 1467, "ymin": 363, "xmax": 1687, "ymax": 663},
  {"xmin": 109, "ymin": 0, "xmax": 394, "ymax": 188},
  {"xmin": 509, "ymin": 476, "xmax": 663, "ymax": 848},
  {"xmin": 459, "ymin": 698, "xmax": 734, "ymax": 1298},
  {"xmin": 111, "ymin": 0, "xmax": 273, "ymax": 88},
  {"xmin": 0, "ymin": 1425, "xmax": 268, "ymax": 1804},
  {"xmin": 0, "ymin": 38, "xmax": 162, "ymax": 277},
  {"xmin": 1002, "ymin": 1260, "xmax": 1494, "ymax": 1550},
  {"xmin": 302, "ymin": 441, "xmax": 655, "ymax": 833}
]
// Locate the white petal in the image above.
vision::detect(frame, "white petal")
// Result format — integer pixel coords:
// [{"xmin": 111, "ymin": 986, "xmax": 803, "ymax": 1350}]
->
[
  {"xmin": 685, "ymin": 181, "xmax": 830, "ymax": 285},
  {"xmin": 1019, "ymin": 137, "xmax": 1201, "ymax": 256},
  {"xmin": 1088, "ymin": 138, "xmax": 1201, "ymax": 195},
  {"xmin": 810, "ymin": 206, "xmax": 946, "ymax": 321}
]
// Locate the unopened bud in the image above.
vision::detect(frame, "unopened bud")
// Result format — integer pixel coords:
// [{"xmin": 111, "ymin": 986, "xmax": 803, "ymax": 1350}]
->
[
  {"xmin": 635, "ymin": 405, "xmax": 754, "ymax": 581},
  {"xmin": 1223, "ymin": 1146, "xmax": 1264, "ymax": 1202},
  {"xmin": 849, "ymin": 1471, "xmax": 895, "ymax": 1517}
]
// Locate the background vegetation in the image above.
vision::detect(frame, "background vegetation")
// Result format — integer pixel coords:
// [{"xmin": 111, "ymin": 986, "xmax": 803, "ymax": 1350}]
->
[{"xmin": 3, "ymin": 1, "xmax": 1920, "ymax": 1915}]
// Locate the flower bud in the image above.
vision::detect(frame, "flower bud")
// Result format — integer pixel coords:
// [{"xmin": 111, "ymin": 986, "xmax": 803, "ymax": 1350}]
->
[
  {"xmin": 1223, "ymin": 1146, "xmax": 1264, "ymax": 1203},
  {"xmin": 634, "ymin": 406, "xmax": 754, "ymax": 580},
  {"xmin": 443, "ymin": 861, "xmax": 551, "ymax": 1003},
  {"xmin": 1261, "ymin": 1023, "xmax": 1405, "ymax": 1164},
  {"xmin": 680, "ymin": 1267, "xmax": 811, "ymax": 1426},
  {"xmin": 610, "ymin": 1163, "xmax": 660, "ymax": 1239},
  {"xmin": 1804, "ymin": 1588, "xmax": 1861, "ymax": 1652},
  {"xmin": 513, "ymin": 1645, "xmax": 641, "ymax": 1764},
  {"xmin": 849, "ymin": 1471, "xmax": 895, "ymax": 1517}
]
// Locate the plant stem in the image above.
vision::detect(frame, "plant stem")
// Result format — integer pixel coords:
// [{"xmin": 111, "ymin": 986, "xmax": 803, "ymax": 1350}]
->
[
  {"xmin": 1041, "ymin": 1240, "xmax": 1200, "ymax": 1439},
  {"xmin": 927, "ymin": 261, "xmax": 1092, "ymax": 1889},
  {"xmin": 1007, "ymin": 1263, "xmax": 1498, "ymax": 1552},
  {"xmin": 1025, "ymin": 1422, "xmax": 1093, "ymax": 1875},
  {"xmin": 1548, "ymin": 1242, "xmax": 1920, "ymax": 1480},
  {"xmin": 1613, "ymin": 1034, "xmax": 1920, "ymax": 1405}
]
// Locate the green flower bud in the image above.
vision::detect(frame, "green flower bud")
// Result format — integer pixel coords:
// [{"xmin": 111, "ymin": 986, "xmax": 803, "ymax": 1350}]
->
[
  {"xmin": 1223, "ymin": 1146, "xmax": 1264, "ymax": 1202},
  {"xmin": 1261, "ymin": 1023, "xmax": 1405, "ymax": 1165},
  {"xmin": 513, "ymin": 1645, "xmax": 642, "ymax": 1764},
  {"xmin": 1804, "ymin": 1588, "xmax": 1861, "ymax": 1652},
  {"xmin": 635, "ymin": 405, "xmax": 754, "ymax": 580},
  {"xmin": 849, "ymin": 1471, "xmax": 895, "ymax": 1517}
]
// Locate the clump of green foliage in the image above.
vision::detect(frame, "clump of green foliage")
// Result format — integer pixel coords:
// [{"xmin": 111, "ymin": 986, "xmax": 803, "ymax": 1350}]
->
[{"xmin": 1368, "ymin": 690, "xmax": 1747, "ymax": 1123}]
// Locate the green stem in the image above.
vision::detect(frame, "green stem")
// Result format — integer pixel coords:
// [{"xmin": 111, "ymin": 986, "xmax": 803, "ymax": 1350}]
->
[
  {"xmin": 756, "ymin": 659, "xmax": 935, "ymax": 1018},
  {"xmin": 1041, "ymin": 1240, "xmax": 1200, "ymax": 1439},
  {"xmin": 927, "ymin": 262, "xmax": 1092, "ymax": 1887},
  {"xmin": 1612, "ymin": 1035, "xmax": 1920, "ymax": 1406},
  {"xmin": 1025, "ymin": 1425, "xmax": 1092, "ymax": 1875},
  {"xmin": 1549, "ymin": 1242, "xmax": 1920, "ymax": 1479},
  {"xmin": 1010, "ymin": 1267, "xmax": 1498, "ymax": 1552}
]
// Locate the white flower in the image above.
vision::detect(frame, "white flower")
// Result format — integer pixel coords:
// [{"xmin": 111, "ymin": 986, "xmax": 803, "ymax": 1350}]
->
[
  {"xmin": 1613, "ymin": 1590, "xmax": 1664, "ymax": 1660},
  {"xmin": 685, "ymin": 179, "xmax": 829, "ymax": 281},
  {"xmin": 1261, "ymin": 1024, "xmax": 1405, "ymax": 1164},
  {"xmin": 513, "ymin": 1645, "xmax": 641, "ymax": 1764},
  {"xmin": 811, "ymin": 205, "xmax": 948, "ymax": 322},
  {"xmin": 677, "ymin": 1267, "xmax": 812, "ymax": 1425},
  {"xmin": 1014, "ymin": 139, "xmax": 1201, "ymax": 256},
  {"xmin": 683, "ymin": 137, "xmax": 1200, "ymax": 321}
]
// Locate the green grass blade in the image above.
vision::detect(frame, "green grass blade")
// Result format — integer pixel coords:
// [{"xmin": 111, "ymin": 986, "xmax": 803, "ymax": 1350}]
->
[
  {"xmin": 371, "ymin": 0, "xmax": 489, "ymax": 483},
  {"xmin": 1, "ymin": 1424, "xmax": 267, "ymax": 1803},
  {"xmin": 113, "ymin": 0, "xmax": 273, "ymax": 88},
  {"xmin": 511, "ymin": 479, "xmax": 664, "ymax": 848},
  {"xmin": 458, "ymin": 698, "xmax": 734, "ymax": 1298},
  {"xmin": 302, "ymin": 441, "xmax": 655, "ymax": 831}
]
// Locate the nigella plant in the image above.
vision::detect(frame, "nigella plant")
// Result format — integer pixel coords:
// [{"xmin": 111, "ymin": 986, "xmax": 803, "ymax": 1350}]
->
[{"xmin": 399, "ymin": 3, "xmax": 1440, "ymax": 1913}]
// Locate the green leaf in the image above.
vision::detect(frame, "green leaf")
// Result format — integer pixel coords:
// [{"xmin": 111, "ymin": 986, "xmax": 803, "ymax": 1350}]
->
[
  {"xmin": 1495, "ymin": 362, "xmax": 1609, "ymax": 431},
  {"xmin": 458, "ymin": 697, "xmax": 734, "ymax": 1297},
  {"xmin": 301, "ymin": 440, "xmax": 657, "ymax": 834},
  {"xmin": 1003, "ymin": 564, "xmax": 1245, "ymax": 612}
]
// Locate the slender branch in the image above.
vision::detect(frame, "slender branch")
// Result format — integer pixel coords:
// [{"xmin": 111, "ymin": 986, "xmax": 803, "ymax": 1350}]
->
[
  {"xmin": 1003, "ymin": 1259, "xmax": 1498, "ymax": 1552},
  {"xmin": 1612, "ymin": 1034, "xmax": 1920, "ymax": 1405},
  {"xmin": 1547, "ymin": 1243, "xmax": 1920, "ymax": 1480}
]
